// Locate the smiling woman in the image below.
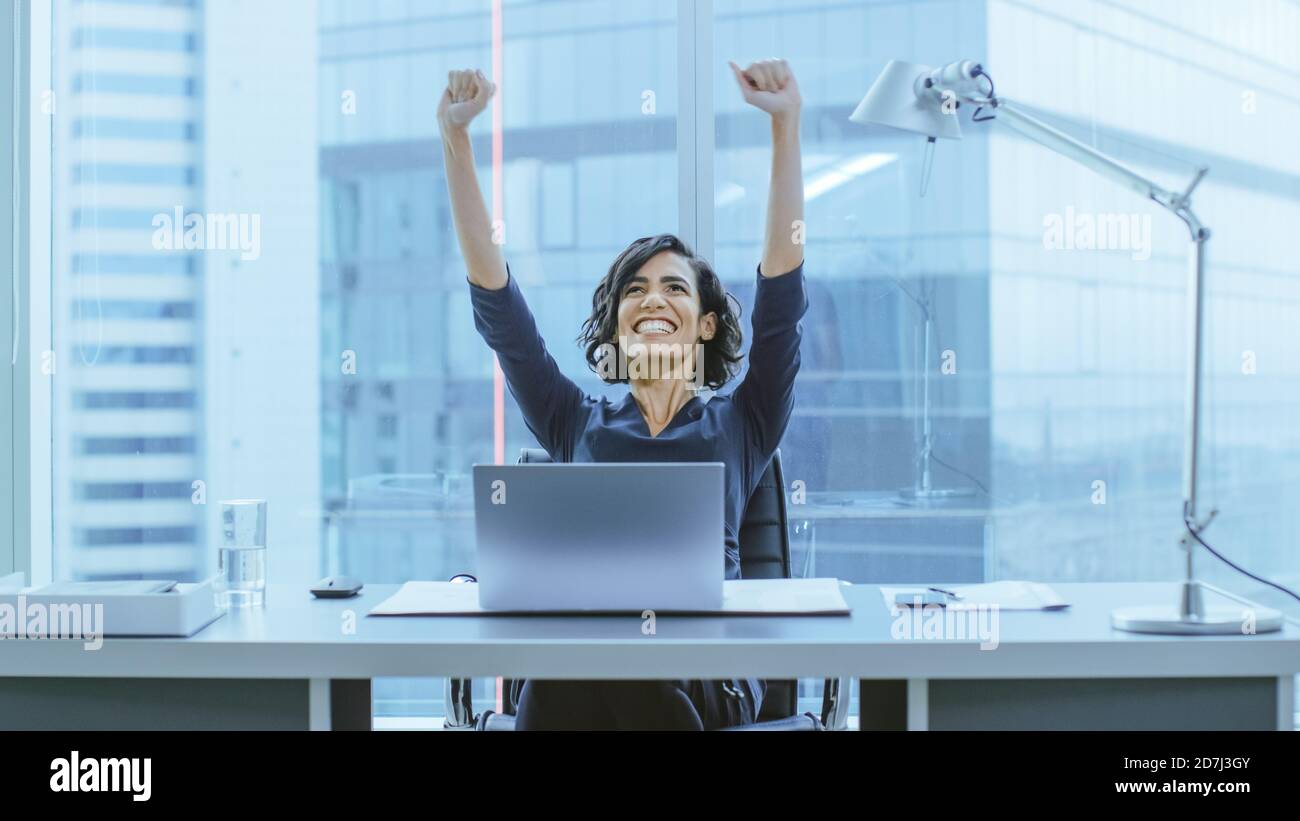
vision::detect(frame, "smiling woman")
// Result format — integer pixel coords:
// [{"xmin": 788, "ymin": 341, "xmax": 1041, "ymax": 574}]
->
[{"xmin": 438, "ymin": 59, "xmax": 807, "ymax": 730}]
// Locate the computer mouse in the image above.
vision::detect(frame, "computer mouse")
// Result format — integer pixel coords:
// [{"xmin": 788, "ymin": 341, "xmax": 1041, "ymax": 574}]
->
[{"xmin": 310, "ymin": 576, "xmax": 363, "ymax": 599}]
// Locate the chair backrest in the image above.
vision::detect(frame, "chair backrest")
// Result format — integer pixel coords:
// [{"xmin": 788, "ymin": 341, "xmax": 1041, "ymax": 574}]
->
[
  {"xmin": 516, "ymin": 447, "xmax": 797, "ymax": 721},
  {"xmin": 736, "ymin": 450, "xmax": 792, "ymax": 581}
]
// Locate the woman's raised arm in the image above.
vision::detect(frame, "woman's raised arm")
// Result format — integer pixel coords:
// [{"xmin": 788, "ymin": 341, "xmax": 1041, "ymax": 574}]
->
[
  {"xmin": 438, "ymin": 68, "xmax": 586, "ymax": 460},
  {"xmin": 438, "ymin": 69, "xmax": 507, "ymax": 290},
  {"xmin": 727, "ymin": 59, "xmax": 809, "ymax": 457},
  {"xmin": 728, "ymin": 58, "xmax": 804, "ymax": 278}
]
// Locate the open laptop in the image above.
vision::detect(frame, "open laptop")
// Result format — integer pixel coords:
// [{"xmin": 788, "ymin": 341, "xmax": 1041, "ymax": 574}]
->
[{"xmin": 472, "ymin": 462, "xmax": 725, "ymax": 612}]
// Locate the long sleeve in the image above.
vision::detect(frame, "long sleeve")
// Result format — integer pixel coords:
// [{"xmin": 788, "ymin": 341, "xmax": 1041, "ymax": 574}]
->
[
  {"xmin": 468, "ymin": 264, "xmax": 587, "ymax": 461},
  {"xmin": 730, "ymin": 260, "xmax": 809, "ymax": 457}
]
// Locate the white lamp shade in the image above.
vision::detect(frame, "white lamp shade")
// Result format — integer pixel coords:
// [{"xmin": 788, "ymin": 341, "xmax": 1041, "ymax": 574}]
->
[{"xmin": 849, "ymin": 59, "xmax": 962, "ymax": 140}]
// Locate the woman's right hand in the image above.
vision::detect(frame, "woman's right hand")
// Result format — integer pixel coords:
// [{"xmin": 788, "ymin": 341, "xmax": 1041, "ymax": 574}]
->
[{"xmin": 438, "ymin": 69, "xmax": 495, "ymax": 134}]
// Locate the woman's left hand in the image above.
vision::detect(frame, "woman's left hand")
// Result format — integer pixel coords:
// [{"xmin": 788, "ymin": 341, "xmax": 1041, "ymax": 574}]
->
[{"xmin": 729, "ymin": 58, "xmax": 801, "ymax": 122}]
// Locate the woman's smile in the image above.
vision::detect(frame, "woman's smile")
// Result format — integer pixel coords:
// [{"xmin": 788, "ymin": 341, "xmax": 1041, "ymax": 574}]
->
[{"xmin": 632, "ymin": 316, "xmax": 678, "ymax": 339}]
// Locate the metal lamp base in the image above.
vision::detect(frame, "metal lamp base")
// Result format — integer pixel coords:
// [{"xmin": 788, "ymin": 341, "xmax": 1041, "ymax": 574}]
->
[{"xmin": 1112, "ymin": 604, "xmax": 1283, "ymax": 635}]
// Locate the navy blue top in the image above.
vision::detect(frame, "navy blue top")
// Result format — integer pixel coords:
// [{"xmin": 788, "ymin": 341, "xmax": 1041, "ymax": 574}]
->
[
  {"xmin": 469, "ymin": 259, "xmax": 808, "ymax": 714},
  {"xmin": 469, "ymin": 260, "xmax": 807, "ymax": 577}
]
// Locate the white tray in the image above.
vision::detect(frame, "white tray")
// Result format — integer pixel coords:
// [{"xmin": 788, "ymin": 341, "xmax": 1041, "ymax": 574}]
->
[{"xmin": 0, "ymin": 577, "xmax": 225, "ymax": 638}]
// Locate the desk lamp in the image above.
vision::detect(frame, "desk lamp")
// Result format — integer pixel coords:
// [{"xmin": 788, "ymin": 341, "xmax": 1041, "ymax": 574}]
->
[{"xmin": 850, "ymin": 59, "xmax": 1283, "ymax": 634}]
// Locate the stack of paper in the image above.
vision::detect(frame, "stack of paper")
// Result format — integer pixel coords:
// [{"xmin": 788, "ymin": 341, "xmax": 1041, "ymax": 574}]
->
[{"xmin": 881, "ymin": 580, "xmax": 1069, "ymax": 612}]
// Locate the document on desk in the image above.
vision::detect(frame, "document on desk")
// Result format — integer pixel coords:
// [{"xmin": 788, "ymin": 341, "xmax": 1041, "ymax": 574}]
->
[
  {"xmin": 881, "ymin": 581, "xmax": 1069, "ymax": 612},
  {"xmin": 369, "ymin": 578, "xmax": 851, "ymax": 616}
]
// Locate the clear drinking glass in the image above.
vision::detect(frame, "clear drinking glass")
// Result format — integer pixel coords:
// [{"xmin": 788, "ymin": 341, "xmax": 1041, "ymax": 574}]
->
[{"xmin": 216, "ymin": 500, "xmax": 268, "ymax": 608}]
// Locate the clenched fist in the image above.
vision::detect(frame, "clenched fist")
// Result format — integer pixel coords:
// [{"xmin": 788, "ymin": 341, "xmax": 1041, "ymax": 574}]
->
[
  {"xmin": 729, "ymin": 58, "xmax": 801, "ymax": 121},
  {"xmin": 438, "ymin": 68, "xmax": 496, "ymax": 134}
]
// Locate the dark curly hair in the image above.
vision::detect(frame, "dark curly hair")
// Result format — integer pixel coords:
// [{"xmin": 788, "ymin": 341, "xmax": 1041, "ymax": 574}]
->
[{"xmin": 578, "ymin": 234, "xmax": 743, "ymax": 391}]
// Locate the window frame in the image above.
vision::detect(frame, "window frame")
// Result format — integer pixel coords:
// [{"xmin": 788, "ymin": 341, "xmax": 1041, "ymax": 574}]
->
[
  {"xmin": 1, "ymin": 0, "xmax": 15, "ymax": 578},
  {"xmin": 677, "ymin": 0, "xmax": 714, "ymax": 261},
  {"xmin": 10, "ymin": 0, "xmax": 55, "ymax": 585}
]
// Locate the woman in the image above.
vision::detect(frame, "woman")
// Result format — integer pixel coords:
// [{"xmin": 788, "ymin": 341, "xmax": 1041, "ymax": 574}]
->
[{"xmin": 438, "ymin": 58, "xmax": 806, "ymax": 730}]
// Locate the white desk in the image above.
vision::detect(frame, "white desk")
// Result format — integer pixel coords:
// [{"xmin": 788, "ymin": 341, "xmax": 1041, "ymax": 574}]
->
[{"xmin": 1, "ymin": 582, "xmax": 1296, "ymax": 730}]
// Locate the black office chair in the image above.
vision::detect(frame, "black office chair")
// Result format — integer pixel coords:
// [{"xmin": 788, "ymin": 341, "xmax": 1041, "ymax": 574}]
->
[{"xmin": 444, "ymin": 448, "xmax": 851, "ymax": 731}]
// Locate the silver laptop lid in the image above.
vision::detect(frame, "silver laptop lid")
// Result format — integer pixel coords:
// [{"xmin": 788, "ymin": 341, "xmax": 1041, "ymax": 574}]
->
[{"xmin": 472, "ymin": 462, "xmax": 725, "ymax": 612}]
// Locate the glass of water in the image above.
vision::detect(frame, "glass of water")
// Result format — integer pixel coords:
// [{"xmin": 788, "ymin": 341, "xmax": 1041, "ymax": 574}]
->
[{"xmin": 216, "ymin": 500, "xmax": 267, "ymax": 608}]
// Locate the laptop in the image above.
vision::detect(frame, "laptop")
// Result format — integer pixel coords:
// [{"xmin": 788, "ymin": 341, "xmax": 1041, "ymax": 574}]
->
[{"xmin": 472, "ymin": 462, "xmax": 725, "ymax": 612}]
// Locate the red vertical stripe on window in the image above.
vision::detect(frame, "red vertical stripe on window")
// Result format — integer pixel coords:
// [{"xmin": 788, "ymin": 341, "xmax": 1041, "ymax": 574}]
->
[
  {"xmin": 491, "ymin": 0, "xmax": 505, "ymax": 717},
  {"xmin": 491, "ymin": 0, "xmax": 505, "ymax": 470}
]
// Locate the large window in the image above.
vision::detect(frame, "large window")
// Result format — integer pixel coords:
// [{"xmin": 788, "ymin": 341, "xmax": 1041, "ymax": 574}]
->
[
  {"xmin": 33, "ymin": 0, "xmax": 1300, "ymax": 722},
  {"xmin": 51, "ymin": 0, "xmax": 319, "ymax": 583},
  {"xmin": 714, "ymin": 0, "xmax": 1300, "ymax": 619}
]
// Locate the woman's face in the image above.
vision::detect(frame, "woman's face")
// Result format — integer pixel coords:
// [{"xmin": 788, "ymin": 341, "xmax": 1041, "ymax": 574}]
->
[{"xmin": 615, "ymin": 251, "xmax": 718, "ymax": 355}]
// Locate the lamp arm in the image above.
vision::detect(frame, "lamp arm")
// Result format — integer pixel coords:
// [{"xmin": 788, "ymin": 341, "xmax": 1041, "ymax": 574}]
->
[
  {"xmin": 956, "ymin": 93, "xmax": 1207, "ymax": 234},
  {"xmin": 991, "ymin": 99, "xmax": 1171, "ymax": 202}
]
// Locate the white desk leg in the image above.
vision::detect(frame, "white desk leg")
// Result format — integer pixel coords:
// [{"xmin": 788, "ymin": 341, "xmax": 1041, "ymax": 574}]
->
[
  {"xmin": 309, "ymin": 678, "xmax": 332, "ymax": 731},
  {"xmin": 907, "ymin": 678, "xmax": 928, "ymax": 731},
  {"xmin": 1278, "ymin": 676, "xmax": 1295, "ymax": 731}
]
